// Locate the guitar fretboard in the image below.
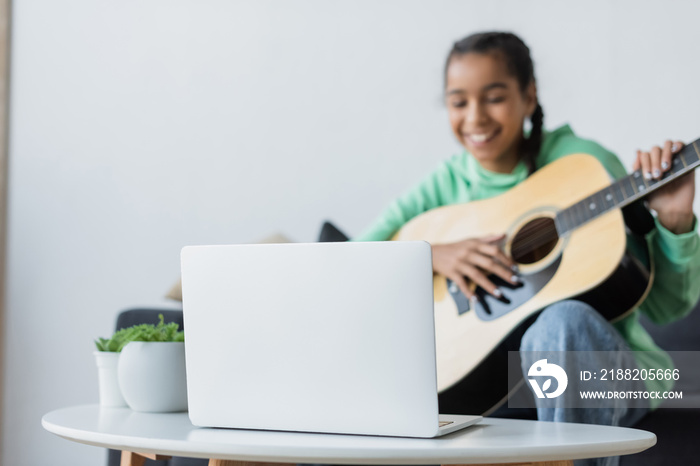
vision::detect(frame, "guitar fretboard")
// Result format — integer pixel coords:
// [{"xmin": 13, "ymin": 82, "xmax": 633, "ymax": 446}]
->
[{"xmin": 555, "ymin": 139, "xmax": 700, "ymax": 236}]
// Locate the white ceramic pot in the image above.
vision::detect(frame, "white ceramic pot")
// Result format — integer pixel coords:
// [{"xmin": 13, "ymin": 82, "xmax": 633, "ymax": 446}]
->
[
  {"xmin": 94, "ymin": 351, "xmax": 127, "ymax": 407},
  {"xmin": 117, "ymin": 342, "xmax": 188, "ymax": 413}
]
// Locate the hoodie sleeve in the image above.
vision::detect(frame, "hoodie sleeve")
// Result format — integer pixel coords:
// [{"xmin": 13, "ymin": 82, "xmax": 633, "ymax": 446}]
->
[{"xmin": 637, "ymin": 216, "xmax": 700, "ymax": 324}]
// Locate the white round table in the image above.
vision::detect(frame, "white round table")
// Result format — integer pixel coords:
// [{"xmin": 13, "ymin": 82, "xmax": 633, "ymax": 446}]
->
[{"xmin": 42, "ymin": 405, "xmax": 656, "ymax": 466}]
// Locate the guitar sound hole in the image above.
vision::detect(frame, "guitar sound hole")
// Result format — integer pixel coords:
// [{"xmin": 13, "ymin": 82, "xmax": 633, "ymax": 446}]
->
[{"xmin": 511, "ymin": 217, "xmax": 559, "ymax": 265}]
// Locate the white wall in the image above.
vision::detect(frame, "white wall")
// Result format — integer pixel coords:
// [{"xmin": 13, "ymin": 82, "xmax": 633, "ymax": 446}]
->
[{"xmin": 3, "ymin": 1, "xmax": 700, "ymax": 464}]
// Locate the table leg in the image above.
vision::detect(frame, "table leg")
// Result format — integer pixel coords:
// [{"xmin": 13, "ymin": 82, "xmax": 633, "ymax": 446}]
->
[{"xmin": 120, "ymin": 451, "xmax": 172, "ymax": 466}]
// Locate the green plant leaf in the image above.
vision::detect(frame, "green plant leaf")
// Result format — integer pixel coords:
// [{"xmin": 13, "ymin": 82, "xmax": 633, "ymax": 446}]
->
[{"xmin": 94, "ymin": 314, "xmax": 185, "ymax": 352}]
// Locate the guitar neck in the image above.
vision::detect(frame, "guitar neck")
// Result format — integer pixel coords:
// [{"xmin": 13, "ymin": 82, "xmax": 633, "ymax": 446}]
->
[{"xmin": 555, "ymin": 139, "xmax": 700, "ymax": 235}]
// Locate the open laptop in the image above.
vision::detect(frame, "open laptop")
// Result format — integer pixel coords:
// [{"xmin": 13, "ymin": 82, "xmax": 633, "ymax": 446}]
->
[{"xmin": 180, "ymin": 241, "xmax": 482, "ymax": 438}]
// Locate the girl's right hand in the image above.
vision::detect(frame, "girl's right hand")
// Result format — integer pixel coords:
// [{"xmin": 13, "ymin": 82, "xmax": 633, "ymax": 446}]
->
[{"xmin": 431, "ymin": 234, "xmax": 519, "ymax": 302}]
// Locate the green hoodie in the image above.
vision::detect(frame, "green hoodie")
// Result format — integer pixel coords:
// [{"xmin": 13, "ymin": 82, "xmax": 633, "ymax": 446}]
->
[{"xmin": 354, "ymin": 124, "xmax": 700, "ymax": 409}]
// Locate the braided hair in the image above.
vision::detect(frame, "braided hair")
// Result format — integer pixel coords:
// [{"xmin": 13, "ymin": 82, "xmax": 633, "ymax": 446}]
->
[{"xmin": 445, "ymin": 32, "xmax": 544, "ymax": 175}]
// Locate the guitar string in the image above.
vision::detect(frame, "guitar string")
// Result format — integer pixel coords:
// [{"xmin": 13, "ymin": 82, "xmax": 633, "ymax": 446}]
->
[
  {"xmin": 510, "ymin": 229, "xmax": 558, "ymax": 251},
  {"xmin": 509, "ymin": 208, "xmax": 584, "ymax": 256},
  {"xmin": 506, "ymin": 149, "xmax": 700, "ymax": 261},
  {"xmin": 510, "ymin": 231, "xmax": 558, "ymax": 251},
  {"xmin": 509, "ymin": 226, "xmax": 559, "ymax": 258},
  {"xmin": 510, "ymin": 220, "xmax": 557, "ymax": 246},
  {"xmin": 511, "ymin": 200, "xmax": 607, "ymax": 254}
]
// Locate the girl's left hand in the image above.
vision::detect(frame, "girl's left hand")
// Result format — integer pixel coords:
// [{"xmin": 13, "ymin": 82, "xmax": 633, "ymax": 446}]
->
[{"xmin": 633, "ymin": 140, "xmax": 695, "ymax": 235}]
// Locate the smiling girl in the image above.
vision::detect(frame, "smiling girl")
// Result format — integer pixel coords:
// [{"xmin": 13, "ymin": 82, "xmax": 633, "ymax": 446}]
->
[{"xmin": 355, "ymin": 32, "xmax": 700, "ymax": 466}]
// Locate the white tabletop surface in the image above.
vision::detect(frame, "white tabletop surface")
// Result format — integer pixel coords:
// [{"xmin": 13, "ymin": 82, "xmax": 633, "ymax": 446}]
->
[{"xmin": 42, "ymin": 405, "xmax": 656, "ymax": 465}]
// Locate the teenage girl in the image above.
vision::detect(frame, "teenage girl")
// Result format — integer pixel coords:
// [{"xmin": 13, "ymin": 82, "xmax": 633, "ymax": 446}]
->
[{"xmin": 355, "ymin": 32, "xmax": 700, "ymax": 466}]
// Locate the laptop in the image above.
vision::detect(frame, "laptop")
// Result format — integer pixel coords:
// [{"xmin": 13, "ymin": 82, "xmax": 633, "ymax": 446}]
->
[{"xmin": 180, "ymin": 241, "xmax": 482, "ymax": 438}]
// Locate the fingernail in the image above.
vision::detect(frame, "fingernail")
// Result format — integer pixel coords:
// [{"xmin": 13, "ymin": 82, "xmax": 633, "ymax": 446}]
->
[
  {"xmin": 662, "ymin": 161, "xmax": 669, "ymax": 170},
  {"xmin": 470, "ymin": 296, "xmax": 478, "ymax": 309},
  {"xmin": 511, "ymin": 275, "xmax": 521, "ymax": 284},
  {"xmin": 653, "ymin": 169, "xmax": 660, "ymax": 179},
  {"xmin": 673, "ymin": 143, "xmax": 681, "ymax": 152},
  {"xmin": 493, "ymin": 288, "xmax": 503, "ymax": 298},
  {"xmin": 511, "ymin": 264, "xmax": 519, "ymax": 273},
  {"xmin": 644, "ymin": 171, "xmax": 652, "ymax": 180}
]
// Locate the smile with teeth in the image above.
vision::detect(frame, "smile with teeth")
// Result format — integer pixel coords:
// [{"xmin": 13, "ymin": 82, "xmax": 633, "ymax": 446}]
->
[{"xmin": 465, "ymin": 130, "xmax": 499, "ymax": 145}]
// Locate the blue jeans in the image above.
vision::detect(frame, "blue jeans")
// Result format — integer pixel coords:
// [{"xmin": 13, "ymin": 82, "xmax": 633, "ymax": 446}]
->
[{"xmin": 516, "ymin": 300, "xmax": 650, "ymax": 466}]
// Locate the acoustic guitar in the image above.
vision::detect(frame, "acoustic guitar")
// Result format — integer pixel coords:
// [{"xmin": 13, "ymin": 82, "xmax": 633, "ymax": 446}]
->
[{"xmin": 392, "ymin": 139, "xmax": 700, "ymax": 415}]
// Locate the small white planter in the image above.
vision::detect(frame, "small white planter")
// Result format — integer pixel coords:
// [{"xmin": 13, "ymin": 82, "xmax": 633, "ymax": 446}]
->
[
  {"xmin": 94, "ymin": 351, "xmax": 127, "ymax": 407},
  {"xmin": 118, "ymin": 341, "xmax": 188, "ymax": 413}
]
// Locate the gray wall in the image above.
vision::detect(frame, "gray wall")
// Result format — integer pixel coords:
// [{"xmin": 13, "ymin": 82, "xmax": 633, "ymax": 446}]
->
[{"xmin": 3, "ymin": 1, "xmax": 700, "ymax": 465}]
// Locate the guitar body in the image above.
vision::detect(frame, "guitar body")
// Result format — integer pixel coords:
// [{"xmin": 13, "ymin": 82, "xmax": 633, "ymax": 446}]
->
[{"xmin": 392, "ymin": 154, "xmax": 653, "ymax": 414}]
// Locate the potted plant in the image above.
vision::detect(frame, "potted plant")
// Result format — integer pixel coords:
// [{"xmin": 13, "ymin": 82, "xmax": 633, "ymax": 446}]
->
[
  {"xmin": 94, "ymin": 342, "xmax": 128, "ymax": 408},
  {"xmin": 95, "ymin": 315, "xmax": 187, "ymax": 412}
]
